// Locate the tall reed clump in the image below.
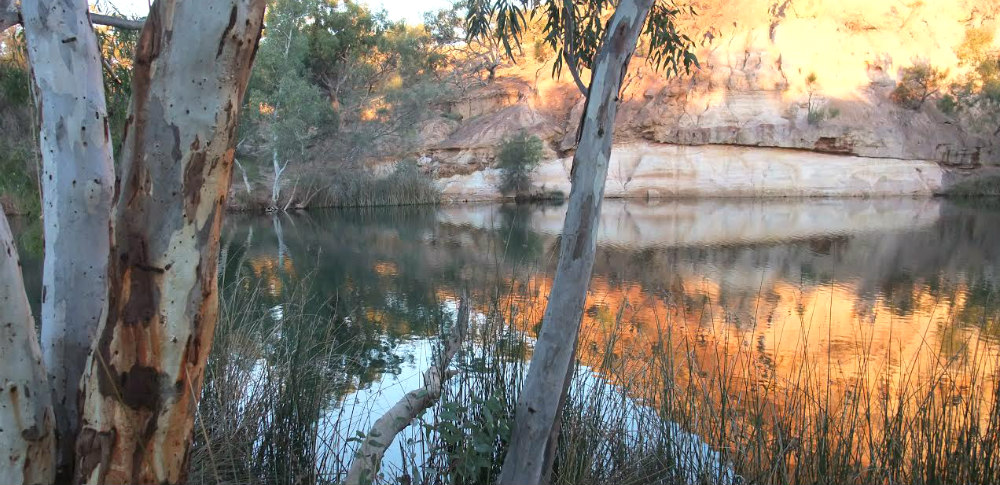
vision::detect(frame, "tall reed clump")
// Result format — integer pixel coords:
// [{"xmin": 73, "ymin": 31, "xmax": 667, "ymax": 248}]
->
[
  {"xmin": 599, "ymin": 293, "xmax": 1000, "ymax": 485},
  {"xmin": 321, "ymin": 162, "xmax": 440, "ymax": 208},
  {"xmin": 189, "ymin": 275, "xmax": 377, "ymax": 485},
  {"xmin": 408, "ymin": 278, "xmax": 1000, "ymax": 485}
]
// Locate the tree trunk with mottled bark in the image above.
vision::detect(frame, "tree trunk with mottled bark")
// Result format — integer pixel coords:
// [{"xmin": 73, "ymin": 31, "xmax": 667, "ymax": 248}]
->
[
  {"xmin": 20, "ymin": 1, "xmax": 116, "ymax": 479},
  {"xmin": 73, "ymin": 1, "xmax": 266, "ymax": 483},
  {"xmin": 497, "ymin": 1, "xmax": 654, "ymax": 484},
  {"xmin": 0, "ymin": 213, "xmax": 56, "ymax": 485}
]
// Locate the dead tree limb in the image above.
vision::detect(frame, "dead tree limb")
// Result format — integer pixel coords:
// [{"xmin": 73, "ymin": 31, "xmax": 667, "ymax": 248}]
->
[
  {"xmin": 344, "ymin": 293, "xmax": 470, "ymax": 485},
  {"xmin": 89, "ymin": 13, "xmax": 145, "ymax": 30},
  {"xmin": 0, "ymin": 2, "xmax": 145, "ymax": 32}
]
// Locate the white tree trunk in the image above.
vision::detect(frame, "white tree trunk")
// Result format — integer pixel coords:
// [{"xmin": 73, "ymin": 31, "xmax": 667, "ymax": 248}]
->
[
  {"xmin": 73, "ymin": 1, "xmax": 267, "ymax": 483},
  {"xmin": 271, "ymin": 142, "xmax": 288, "ymax": 207},
  {"xmin": 497, "ymin": 1, "xmax": 654, "ymax": 484},
  {"xmin": 21, "ymin": 1, "xmax": 116, "ymax": 479},
  {"xmin": 233, "ymin": 158, "xmax": 253, "ymax": 195},
  {"xmin": 0, "ymin": 213, "xmax": 56, "ymax": 485}
]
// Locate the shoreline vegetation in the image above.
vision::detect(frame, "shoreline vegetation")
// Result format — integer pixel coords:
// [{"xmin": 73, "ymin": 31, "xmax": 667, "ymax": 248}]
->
[
  {"xmin": 188, "ymin": 251, "xmax": 1000, "ymax": 485},
  {"xmin": 7, "ymin": 180, "xmax": 1000, "ymax": 217}
]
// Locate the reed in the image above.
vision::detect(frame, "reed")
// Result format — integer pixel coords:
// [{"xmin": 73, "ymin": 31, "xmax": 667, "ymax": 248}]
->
[{"xmin": 191, "ymin": 269, "xmax": 1000, "ymax": 485}]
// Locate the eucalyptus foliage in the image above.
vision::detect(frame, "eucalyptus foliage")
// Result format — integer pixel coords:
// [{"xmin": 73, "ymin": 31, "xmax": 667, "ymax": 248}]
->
[{"xmin": 466, "ymin": 0, "xmax": 699, "ymax": 94}]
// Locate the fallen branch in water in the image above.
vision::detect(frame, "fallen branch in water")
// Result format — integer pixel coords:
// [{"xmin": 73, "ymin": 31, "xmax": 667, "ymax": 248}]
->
[{"xmin": 344, "ymin": 292, "xmax": 470, "ymax": 485}]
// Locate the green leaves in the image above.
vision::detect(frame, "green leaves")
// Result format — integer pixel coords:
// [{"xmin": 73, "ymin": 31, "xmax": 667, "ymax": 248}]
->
[
  {"xmin": 466, "ymin": 0, "xmax": 700, "ymax": 91},
  {"xmin": 496, "ymin": 132, "xmax": 543, "ymax": 197},
  {"xmin": 644, "ymin": 1, "xmax": 699, "ymax": 76}
]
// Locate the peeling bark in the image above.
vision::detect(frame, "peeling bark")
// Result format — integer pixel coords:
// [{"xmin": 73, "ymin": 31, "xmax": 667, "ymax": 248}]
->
[
  {"xmin": 73, "ymin": 1, "xmax": 266, "ymax": 484},
  {"xmin": 497, "ymin": 1, "xmax": 654, "ymax": 484},
  {"xmin": 345, "ymin": 294, "xmax": 469, "ymax": 485},
  {"xmin": 0, "ymin": 213, "xmax": 56, "ymax": 485},
  {"xmin": 21, "ymin": 1, "xmax": 116, "ymax": 479}
]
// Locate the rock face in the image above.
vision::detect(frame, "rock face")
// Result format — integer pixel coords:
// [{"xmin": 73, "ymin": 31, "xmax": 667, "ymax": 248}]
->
[
  {"xmin": 439, "ymin": 143, "xmax": 948, "ymax": 200},
  {"xmin": 414, "ymin": 0, "xmax": 999, "ymax": 199}
]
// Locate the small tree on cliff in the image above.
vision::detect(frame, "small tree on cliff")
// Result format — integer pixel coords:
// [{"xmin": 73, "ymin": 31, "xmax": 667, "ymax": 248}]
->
[
  {"xmin": 0, "ymin": 1, "xmax": 266, "ymax": 484},
  {"xmin": 497, "ymin": 132, "xmax": 544, "ymax": 198},
  {"xmin": 469, "ymin": 0, "xmax": 698, "ymax": 483}
]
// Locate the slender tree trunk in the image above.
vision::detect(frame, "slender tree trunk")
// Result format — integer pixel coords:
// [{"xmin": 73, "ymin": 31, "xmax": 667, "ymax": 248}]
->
[
  {"xmin": 73, "ymin": 1, "xmax": 266, "ymax": 483},
  {"xmin": 497, "ymin": 1, "xmax": 653, "ymax": 484},
  {"xmin": 20, "ymin": 2, "xmax": 116, "ymax": 479},
  {"xmin": 0, "ymin": 213, "xmax": 56, "ymax": 485},
  {"xmin": 233, "ymin": 158, "xmax": 253, "ymax": 195}
]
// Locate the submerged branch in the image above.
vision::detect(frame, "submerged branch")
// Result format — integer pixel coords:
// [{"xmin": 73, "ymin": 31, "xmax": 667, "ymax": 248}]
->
[{"xmin": 344, "ymin": 292, "xmax": 470, "ymax": 485}]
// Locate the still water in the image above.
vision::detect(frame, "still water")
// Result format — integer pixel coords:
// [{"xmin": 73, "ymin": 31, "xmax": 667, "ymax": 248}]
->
[{"xmin": 11, "ymin": 197, "xmax": 1000, "ymax": 480}]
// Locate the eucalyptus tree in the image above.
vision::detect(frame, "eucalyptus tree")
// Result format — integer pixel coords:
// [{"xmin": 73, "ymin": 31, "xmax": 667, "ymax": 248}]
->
[
  {"xmin": 1, "ymin": 209, "xmax": 55, "ymax": 485},
  {"xmin": 19, "ymin": 2, "xmax": 116, "ymax": 478},
  {"xmin": 468, "ymin": 1, "xmax": 698, "ymax": 483},
  {"xmin": 0, "ymin": 1, "xmax": 267, "ymax": 484}
]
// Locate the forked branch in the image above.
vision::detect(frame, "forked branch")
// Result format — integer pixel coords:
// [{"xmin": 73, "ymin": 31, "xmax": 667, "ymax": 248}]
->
[{"xmin": 344, "ymin": 293, "xmax": 470, "ymax": 485}]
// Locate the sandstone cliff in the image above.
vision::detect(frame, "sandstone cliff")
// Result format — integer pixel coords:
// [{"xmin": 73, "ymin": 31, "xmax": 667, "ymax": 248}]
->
[{"xmin": 411, "ymin": 0, "xmax": 1000, "ymax": 200}]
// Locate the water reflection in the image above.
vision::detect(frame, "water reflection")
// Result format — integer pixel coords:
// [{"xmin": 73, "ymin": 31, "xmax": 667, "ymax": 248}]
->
[
  {"xmin": 205, "ymin": 198, "xmax": 1000, "ymax": 479},
  {"xmin": 13, "ymin": 198, "xmax": 995, "ymax": 481}
]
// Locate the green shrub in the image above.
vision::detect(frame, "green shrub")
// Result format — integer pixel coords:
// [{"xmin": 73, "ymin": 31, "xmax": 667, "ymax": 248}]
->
[
  {"xmin": 948, "ymin": 27, "xmax": 1000, "ymax": 133},
  {"xmin": 496, "ymin": 132, "xmax": 543, "ymax": 197},
  {"xmin": 937, "ymin": 93, "xmax": 959, "ymax": 115},
  {"xmin": 0, "ymin": 62, "xmax": 30, "ymax": 107},
  {"xmin": 891, "ymin": 62, "xmax": 948, "ymax": 110},
  {"xmin": 0, "ymin": 141, "xmax": 40, "ymax": 216}
]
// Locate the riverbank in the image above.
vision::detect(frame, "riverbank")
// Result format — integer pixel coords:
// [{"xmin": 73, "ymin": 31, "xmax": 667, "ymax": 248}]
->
[
  {"xmin": 4, "ymin": 148, "xmax": 999, "ymax": 219},
  {"xmin": 438, "ymin": 143, "xmax": 1000, "ymax": 202}
]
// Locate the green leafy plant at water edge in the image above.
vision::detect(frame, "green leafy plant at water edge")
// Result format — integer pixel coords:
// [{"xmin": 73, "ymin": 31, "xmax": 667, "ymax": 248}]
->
[
  {"xmin": 496, "ymin": 132, "xmax": 543, "ymax": 197},
  {"xmin": 430, "ymin": 395, "xmax": 512, "ymax": 484}
]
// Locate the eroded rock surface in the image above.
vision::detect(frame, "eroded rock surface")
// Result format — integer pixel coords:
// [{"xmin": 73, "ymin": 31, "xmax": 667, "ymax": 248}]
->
[{"xmin": 411, "ymin": 0, "xmax": 999, "ymax": 198}]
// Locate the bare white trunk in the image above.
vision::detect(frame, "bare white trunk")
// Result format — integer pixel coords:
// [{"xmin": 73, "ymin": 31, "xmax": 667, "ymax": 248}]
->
[
  {"xmin": 234, "ymin": 158, "xmax": 253, "ymax": 195},
  {"xmin": 0, "ymin": 213, "xmax": 56, "ymax": 485},
  {"xmin": 271, "ymin": 142, "xmax": 288, "ymax": 207},
  {"xmin": 21, "ymin": 0, "xmax": 116, "ymax": 478},
  {"xmin": 345, "ymin": 295, "xmax": 469, "ymax": 485},
  {"xmin": 497, "ymin": 1, "xmax": 653, "ymax": 484},
  {"xmin": 73, "ymin": 1, "xmax": 267, "ymax": 483}
]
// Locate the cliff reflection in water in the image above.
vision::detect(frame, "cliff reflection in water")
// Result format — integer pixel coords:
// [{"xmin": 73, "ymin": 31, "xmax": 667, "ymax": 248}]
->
[{"xmin": 219, "ymin": 197, "xmax": 1000, "ymax": 478}]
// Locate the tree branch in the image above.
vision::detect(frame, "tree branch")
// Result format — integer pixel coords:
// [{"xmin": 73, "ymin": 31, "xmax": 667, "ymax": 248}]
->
[
  {"xmin": 344, "ymin": 293, "xmax": 470, "ymax": 485},
  {"xmin": 0, "ymin": 2, "xmax": 145, "ymax": 32},
  {"xmin": 562, "ymin": 0, "xmax": 589, "ymax": 96},
  {"xmin": 89, "ymin": 13, "xmax": 145, "ymax": 30}
]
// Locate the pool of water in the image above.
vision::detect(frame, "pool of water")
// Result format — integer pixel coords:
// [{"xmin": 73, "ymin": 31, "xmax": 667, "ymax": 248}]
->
[{"xmin": 11, "ymin": 197, "xmax": 1000, "ymax": 481}]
